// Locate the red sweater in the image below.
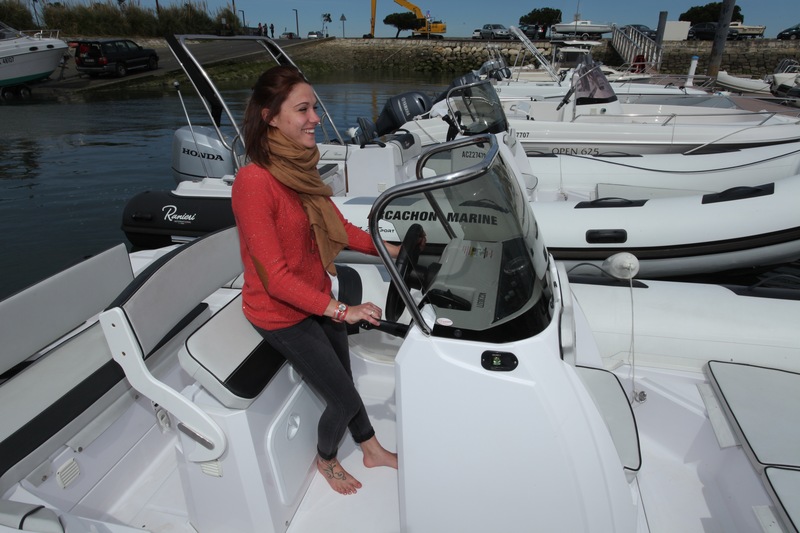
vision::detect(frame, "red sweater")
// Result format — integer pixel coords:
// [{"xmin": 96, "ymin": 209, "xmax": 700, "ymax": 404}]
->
[{"xmin": 232, "ymin": 164, "xmax": 377, "ymax": 330}]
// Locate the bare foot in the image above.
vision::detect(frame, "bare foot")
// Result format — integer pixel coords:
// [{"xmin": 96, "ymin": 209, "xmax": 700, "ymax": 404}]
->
[
  {"xmin": 317, "ymin": 456, "xmax": 362, "ymax": 495},
  {"xmin": 360, "ymin": 436, "xmax": 399, "ymax": 470}
]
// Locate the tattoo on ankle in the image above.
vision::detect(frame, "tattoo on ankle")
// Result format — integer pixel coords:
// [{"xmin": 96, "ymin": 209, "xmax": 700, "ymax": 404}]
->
[{"xmin": 321, "ymin": 459, "xmax": 346, "ymax": 480}]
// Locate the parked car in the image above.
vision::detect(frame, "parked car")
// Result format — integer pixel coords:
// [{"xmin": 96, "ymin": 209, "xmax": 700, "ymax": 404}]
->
[
  {"xmin": 307, "ymin": 31, "xmax": 323, "ymax": 39},
  {"xmin": 517, "ymin": 24, "xmax": 542, "ymax": 39},
  {"xmin": 279, "ymin": 32, "xmax": 299, "ymax": 39},
  {"xmin": 73, "ymin": 38, "xmax": 158, "ymax": 77},
  {"xmin": 480, "ymin": 24, "xmax": 511, "ymax": 40},
  {"xmin": 687, "ymin": 22, "xmax": 738, "ymax": 40},
  {"xmin": 621, "ymin": 24, "xmax": 657, "ymax": 39},
  {"xmin": 776, "ymin": 23, "xmax": 800, "ymax": 40},
  {"xmin": 471, "ymin": 28, "xmax": 482, "ymax": 39}
]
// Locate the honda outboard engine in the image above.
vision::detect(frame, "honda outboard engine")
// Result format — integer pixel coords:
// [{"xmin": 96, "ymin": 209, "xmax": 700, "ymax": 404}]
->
[
  {"xmin": 374, "ymin": 91, "xmax": 433, "ymax": 136},
  {"xmin": 171, "ymin": 126, "xmax": 236, "ymax": 184}
]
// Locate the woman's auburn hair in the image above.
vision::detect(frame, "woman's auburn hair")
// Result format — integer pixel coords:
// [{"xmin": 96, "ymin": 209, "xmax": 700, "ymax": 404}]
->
[{"xmin": 243, "ymin": 65, "xmax": 309, "ymax": 168}]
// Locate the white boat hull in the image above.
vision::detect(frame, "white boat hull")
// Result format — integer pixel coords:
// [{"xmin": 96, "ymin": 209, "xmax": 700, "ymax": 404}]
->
[
  {"xmin": 551, "ymin": 21, "xmax": 612, "ymax": 36},
  {"xmin": 714, "ymin": 70, "xmax": 772, "ymax": 95},
  {"xmin": 334, "ymin": 175, "xmax": 800, "ymax": 277},
  {"xmin": 524, "ymin": 139, "xmax": 800, "ymax": 196},
  {"xmin": 491, "ymin": 79, "xmax": 713, "ymax": 102},
  {"xmin": 0, "ymin": 29, "xmax": 67, "ymax": 88}
]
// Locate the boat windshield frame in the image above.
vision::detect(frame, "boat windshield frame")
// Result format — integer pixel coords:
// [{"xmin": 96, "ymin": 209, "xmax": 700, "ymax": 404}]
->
[
  {"xmin": 441, "ymin": 79, "xmax": 509, "ymax": 137},
  {"xmin": 168, "ymin": 35, "xmax": 345, "ymax": 173},
  {"xmin": 369, "ymin": 135, "xmax": 553, "ymax": 341},
  {"xmin": 507, "ymin": 25, "xmax": 561, "ymax": 82},
  {"xmin": 570, "ymin": 54, "xmax": 619, "ymax": 106}
]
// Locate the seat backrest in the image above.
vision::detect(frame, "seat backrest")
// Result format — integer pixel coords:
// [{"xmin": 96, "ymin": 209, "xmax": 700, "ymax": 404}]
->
[
  {"xmin": 0, "ymin": 244, "xmax": 133, "ymax": 494},
  {"xmin": 109, "ymin": 226, "xmax": 242, "ymax": 358},
  {"xmin": 101, "ymin": 226, "xmax": 243, "ymax": 463},
  {"xmin": 0, "ymin": 244, "xmax": 132, "ymax": 378}
]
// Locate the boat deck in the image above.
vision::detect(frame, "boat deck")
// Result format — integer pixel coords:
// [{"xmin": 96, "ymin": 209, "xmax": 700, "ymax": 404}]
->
[
  {"xmin": 706, "ymin": 361, "xmax": 800, "ymax": 533},
  {"xmin": 81, "ymin": 352, "xmax": 782, "ymax": 533}
]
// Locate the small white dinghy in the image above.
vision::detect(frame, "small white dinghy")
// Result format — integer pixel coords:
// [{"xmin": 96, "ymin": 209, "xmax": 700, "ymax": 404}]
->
[
  {"xmin": 3, "ymin": 135, "xmax": 800, "ymax": 533},
  {"xmin": 715, "ymin": 70, "xmax": 773, "ymax": 95}
]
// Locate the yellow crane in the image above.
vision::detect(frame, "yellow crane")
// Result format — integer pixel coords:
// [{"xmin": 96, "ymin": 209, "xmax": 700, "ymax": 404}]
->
[{"xmin": 368, "ymin": 0, "xmax": 446, "ymax": 38}]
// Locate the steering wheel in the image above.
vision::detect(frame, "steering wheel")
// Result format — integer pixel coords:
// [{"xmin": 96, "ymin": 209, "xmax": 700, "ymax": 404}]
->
[{"xmin": 385, "ymin": 223, "xmax": 426, "ymax": 322}]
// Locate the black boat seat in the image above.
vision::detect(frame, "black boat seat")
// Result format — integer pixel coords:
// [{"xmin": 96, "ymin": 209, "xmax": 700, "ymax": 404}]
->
[
  {"xmin": 179, "ymin": 264, "xmax": 368, "ymax": 409},
  {"xmin": 706, "ymin": 360, "xmax": 800, "ymax": 533}
]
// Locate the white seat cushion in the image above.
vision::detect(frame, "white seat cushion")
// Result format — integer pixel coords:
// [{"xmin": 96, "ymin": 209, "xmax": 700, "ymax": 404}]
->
[{"xmin": 179, "ymin": 294, "xmax": 285, "ymax": 409}]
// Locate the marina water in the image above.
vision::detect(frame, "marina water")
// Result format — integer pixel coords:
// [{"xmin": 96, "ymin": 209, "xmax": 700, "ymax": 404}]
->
[{"xmin": 0, "ymin": 72, "xmax": 450, "ymax": 299}]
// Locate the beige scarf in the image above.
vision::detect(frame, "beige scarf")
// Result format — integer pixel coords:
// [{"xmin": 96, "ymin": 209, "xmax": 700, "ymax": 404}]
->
[{"xmin": 266, "ymin": 128, "xmax": 347, "ymax": 275}]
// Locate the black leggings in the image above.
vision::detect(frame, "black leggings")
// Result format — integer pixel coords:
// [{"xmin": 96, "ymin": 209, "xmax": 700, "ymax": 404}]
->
[{"xmin": 253, "ymin": 316, "xmax": 375, "ymax": 460}]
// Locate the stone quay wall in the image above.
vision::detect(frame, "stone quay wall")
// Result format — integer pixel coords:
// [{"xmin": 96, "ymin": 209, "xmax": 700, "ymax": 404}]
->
[{"xmin": 290, "ymin": 38, "xmax": 800, "ymax": 78}]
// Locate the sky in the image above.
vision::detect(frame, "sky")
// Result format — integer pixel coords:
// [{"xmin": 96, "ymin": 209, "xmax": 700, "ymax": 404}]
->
[{"xmin": 212, "ymin": 0, "xmax": 796, "ymax": 39}]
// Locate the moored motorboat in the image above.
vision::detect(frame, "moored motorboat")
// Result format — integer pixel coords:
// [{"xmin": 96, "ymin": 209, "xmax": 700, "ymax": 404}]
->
[
  {"xmin": 403, "ymin": 57, "xmax": 800, "ymax": 158},
  {"xmin": 715, "ymin": 70, "xmax": 773, "ymax": 95},
  {"xmin": 3, "ymin": 135, "xmax": 800, "ymax": 532},
  {"xmin": 714, "ymin": 59, "xmax": 800, "ymax": 100},
  {"xmin": 120, "ymin": 35, "xmax": 800, "ymax": 277},
  {"xmin": 479, "ymin": 28, "xmax": 711, "ymax": 101},
  {"xmin": 551, "ymin": 20, "xmax": 612, "ymax": 40},
  {"xmin": 770, "ymin": 59, "xmax": 800, "ymax": 99},
  {"xmin": 0, "ymin": 22, "xmax": 67, "ymax": 98}
]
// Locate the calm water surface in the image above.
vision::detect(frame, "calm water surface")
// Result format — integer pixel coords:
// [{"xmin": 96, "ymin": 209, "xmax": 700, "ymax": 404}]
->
[{"xmin": 0, "ymin": 72, "xmax": 451, "ymax": 299}]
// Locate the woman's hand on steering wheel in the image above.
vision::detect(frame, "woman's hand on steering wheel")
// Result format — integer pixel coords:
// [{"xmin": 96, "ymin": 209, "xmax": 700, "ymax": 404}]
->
[
  {"xmin": 384, "ymin": 242, "xmax": 401, "ymax": 259},
  {"xmin": 344, "ymin": 302, "xmax": 383, "ymax": 326}
]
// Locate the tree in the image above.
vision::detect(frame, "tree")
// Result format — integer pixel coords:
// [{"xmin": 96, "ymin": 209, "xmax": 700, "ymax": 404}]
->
[
  {"xmin": 519, "ymin": 7, "xmax": 562, "ymax": 28},
  {"xmin": 383, "ymin": 12, "xmax": 419, "ymax": 38},
  {"xmin": 679, "ymin": 2, "xmax": 743, "ymax": 24}
]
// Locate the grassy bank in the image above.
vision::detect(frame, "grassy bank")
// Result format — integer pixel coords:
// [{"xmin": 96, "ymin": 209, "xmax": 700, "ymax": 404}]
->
[{"xmin": 1, "ymin": 0, "xmax": 242, "ymax": 37}]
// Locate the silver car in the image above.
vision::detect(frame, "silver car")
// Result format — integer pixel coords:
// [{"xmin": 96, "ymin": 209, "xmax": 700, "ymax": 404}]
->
[{"xmin": 480, "ymin": 24, "xmax": 511, "ymax": 40}]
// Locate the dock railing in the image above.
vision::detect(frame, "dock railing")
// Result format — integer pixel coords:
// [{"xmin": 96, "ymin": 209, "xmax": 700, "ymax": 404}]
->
[{"xmin": 610, "ymin": 25, "xmax": 662, "ymax": 73}]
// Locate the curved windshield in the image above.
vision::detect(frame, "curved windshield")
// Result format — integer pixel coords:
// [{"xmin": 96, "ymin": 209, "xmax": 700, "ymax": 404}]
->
[
  {"xmin": 442, "ymin": 80, "xmax": 508, "ymax": 136},
  {"xmin": 372, "ymin": 136, "xmax": 552, "ymax": 342},
  {"xmin": 571, "ymin": 55, "xmax": 618, "ymax": 106}
]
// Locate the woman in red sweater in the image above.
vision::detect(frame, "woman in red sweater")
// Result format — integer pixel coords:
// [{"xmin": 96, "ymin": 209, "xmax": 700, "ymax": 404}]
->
[{"xmin": 232, "ymin": 66, "xmax": 399, "ymax": 495}]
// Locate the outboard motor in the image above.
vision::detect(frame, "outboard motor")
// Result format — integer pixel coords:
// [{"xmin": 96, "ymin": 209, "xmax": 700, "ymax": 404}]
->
[
  {"xmin": 171, "ymin": 125, "xmax": 236, "ymax": 184},
  {"xmin": 374, "ymin": 91, "xmax": 433, "ymax": 136}
]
